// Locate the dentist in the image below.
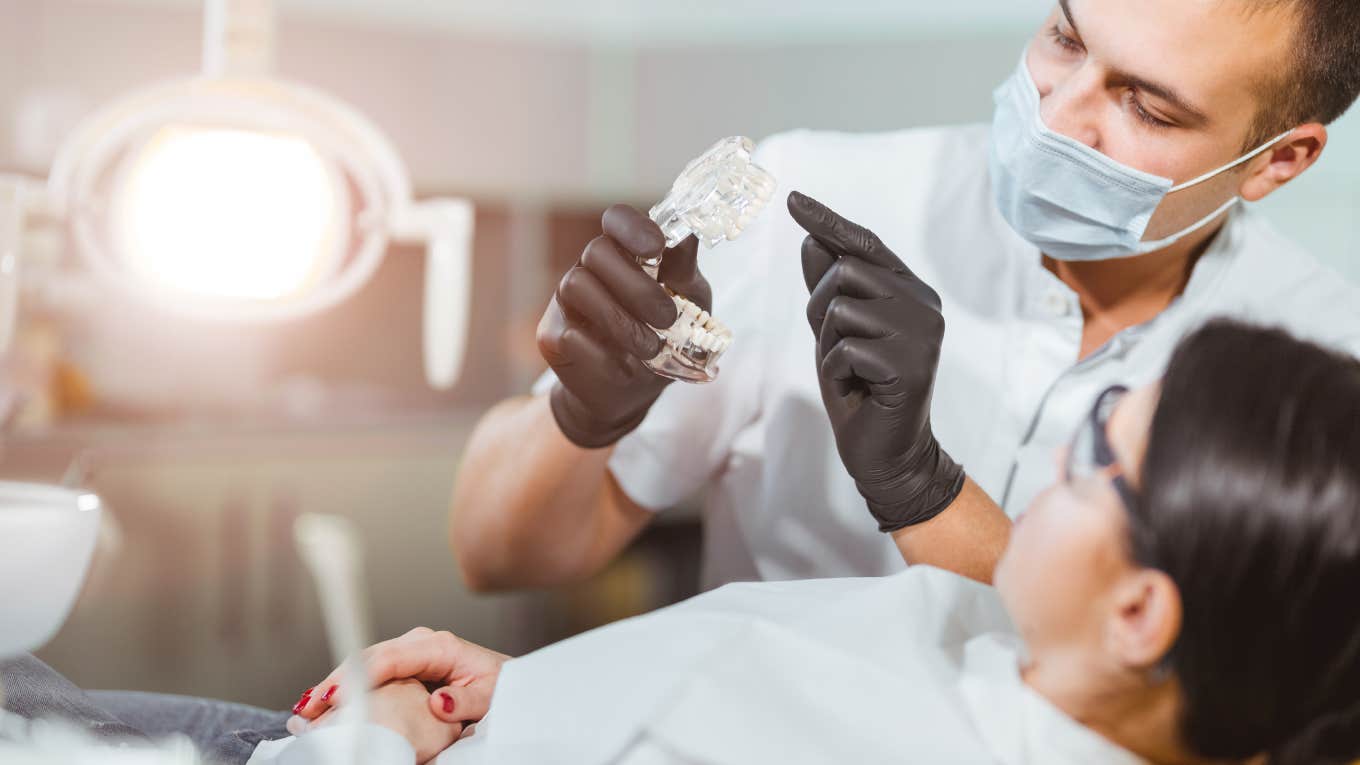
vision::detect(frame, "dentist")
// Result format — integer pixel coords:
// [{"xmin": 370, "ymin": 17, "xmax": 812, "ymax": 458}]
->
[{"xmin": 451, "ymin": 0, "xmax": 1360, "ymax": 590}]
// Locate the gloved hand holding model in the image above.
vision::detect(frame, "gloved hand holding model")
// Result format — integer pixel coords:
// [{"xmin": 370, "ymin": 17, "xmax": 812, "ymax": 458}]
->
[
  {"xmin": 789, "ymin": 191, "xmax": 966, "ymax": 532},
  {"xmin": 539, "ymin": 204, "xmax": 711, "ymax": 449}
]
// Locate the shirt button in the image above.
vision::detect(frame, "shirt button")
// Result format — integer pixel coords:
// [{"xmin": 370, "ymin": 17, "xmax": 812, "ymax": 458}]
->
[{"xmin": 1041, "ymin": 290, "xmax": 1071, "ymax": 317}]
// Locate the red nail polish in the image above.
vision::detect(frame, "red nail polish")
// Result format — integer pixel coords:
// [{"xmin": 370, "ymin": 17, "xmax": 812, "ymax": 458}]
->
[
  {"xmin": 292, "ymin": 690, "xmax": 312, "ymax": 715},
  {"xmin": 322, "ymin": 685, "xmax": 337, "ymax": 703},
  {"xmin": 439, "ymin": 692, "xmax": 454, "ymax": 715}
]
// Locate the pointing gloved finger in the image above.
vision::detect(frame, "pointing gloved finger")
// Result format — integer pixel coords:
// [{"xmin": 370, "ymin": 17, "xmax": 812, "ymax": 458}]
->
[
  {"xmin": 806, "ymin": 257, "xmax": 895, "ymax": 338},
  {"xmin": 557, "ymin": 267, "xmax": 665, "ymax": 359},
  {"xmin": 787, "ymin": 191, "xmax": 912, "ymax": 275},
  {"xmin": 801, "ymin": 235, "xmax": 838, "ymax": 294},
  {"xmin": 580, "ymin": 236, "xmax": 677, "ymax": 329},
  {"xmin": 601, "ymin": 204, "xmax": 666, "ymax": 264}
]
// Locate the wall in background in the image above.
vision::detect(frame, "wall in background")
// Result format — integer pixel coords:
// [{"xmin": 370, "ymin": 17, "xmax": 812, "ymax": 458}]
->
[
  {"xmin": 88, "ymin": 0, "xmax": 1060, "ymax": 45},
  {"xmin": 3, "ymin": 0, "xmax": 1354, "ymax": 287}
]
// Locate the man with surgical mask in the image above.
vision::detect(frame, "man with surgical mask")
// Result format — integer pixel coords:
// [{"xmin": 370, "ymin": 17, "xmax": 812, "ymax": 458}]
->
[{"xmin": 450, "ymin": 0, "xmax": 1360, "ymax": 590}]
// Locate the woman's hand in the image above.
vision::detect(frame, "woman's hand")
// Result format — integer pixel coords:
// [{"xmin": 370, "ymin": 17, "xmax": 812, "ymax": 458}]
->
[
  {"xmin": 300, "ymin": 679, "xmax": 462, "ymax": 765},
  {"xmin": 293, "ymin": 627, "xmax": 510, "ymax": 727}
]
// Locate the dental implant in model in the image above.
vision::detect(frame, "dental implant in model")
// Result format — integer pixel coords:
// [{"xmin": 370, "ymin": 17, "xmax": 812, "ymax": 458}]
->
[{"xmin": 642, "ymin": 136, "xmax": 776, "ymax": 383}]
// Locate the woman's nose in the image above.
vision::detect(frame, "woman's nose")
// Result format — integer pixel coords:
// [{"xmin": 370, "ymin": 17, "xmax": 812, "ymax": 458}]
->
[{"xmin": 1053, "ymin": 445, "xmax": 1071, "ymax": 477}]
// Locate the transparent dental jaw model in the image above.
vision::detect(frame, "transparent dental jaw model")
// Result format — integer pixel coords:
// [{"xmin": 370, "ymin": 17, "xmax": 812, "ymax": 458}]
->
[{"xmin": 644, "ymin": 136, "xmax": 776, "ymax": 383}]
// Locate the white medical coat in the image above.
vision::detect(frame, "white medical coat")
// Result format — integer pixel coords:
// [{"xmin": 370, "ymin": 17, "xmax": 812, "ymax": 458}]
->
[
  {"xmin": 544, "ymin": 125, "xmax": 1360, "ymax": 588},
  {"xmin": 438, "ymin": 568, "xmax": 1147, "ymax": 765}
]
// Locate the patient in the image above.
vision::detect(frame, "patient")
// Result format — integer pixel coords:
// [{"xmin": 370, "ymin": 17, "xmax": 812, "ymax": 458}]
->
[
  {"xmin": 5, "ymin": 320, "xmax": 1358, "ymax": 763},
  {"xmin": 273, "ymin": 320, "xmax": 1360, "ymax": 765}
]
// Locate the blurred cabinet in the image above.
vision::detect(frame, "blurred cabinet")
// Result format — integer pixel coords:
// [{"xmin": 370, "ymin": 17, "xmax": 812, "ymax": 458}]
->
[{"xmin": 5, "ymin": 416, "xmax": 698, "ymax": 709}]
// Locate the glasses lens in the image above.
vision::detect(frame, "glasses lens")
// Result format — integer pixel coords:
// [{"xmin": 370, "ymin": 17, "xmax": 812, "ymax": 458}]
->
[
  {"xmin": 1067, "ymin": 385, "xmax": 1130, "ymax": 483},
  {"xmin": 1066, "ymin": 417, "xmax": 1096, "ymax": 482}
]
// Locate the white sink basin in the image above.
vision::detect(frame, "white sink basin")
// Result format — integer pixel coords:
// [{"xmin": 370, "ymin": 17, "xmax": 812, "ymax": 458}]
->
[{"xmin": 0, "ymin": 482, "xmax": 102, "ymax": 658}]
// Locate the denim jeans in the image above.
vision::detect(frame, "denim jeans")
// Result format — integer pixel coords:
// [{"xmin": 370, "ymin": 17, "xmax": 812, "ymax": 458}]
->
[{"xmin": 1, "ymin": 653, "xmax": 290, "ymax": 764}]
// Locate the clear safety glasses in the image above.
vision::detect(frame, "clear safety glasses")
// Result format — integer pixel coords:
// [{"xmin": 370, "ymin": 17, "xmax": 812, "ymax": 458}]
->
[{"xmin": 1065, "ymin": 384, "xmax": 1141, "ymax": 514}]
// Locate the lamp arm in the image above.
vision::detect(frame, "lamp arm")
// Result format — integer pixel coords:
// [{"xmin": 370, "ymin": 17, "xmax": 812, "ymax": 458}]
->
[
  {"xmin": 202, "ymin": 0, "xmax": 277, "ymax": 78},
  {"xmin": 391, "ymin": 199, "xmax": 476, "ymax": 391},
  {"xmin": 0, "ymin": 176, "xmax": 46, "ymax": 357}
]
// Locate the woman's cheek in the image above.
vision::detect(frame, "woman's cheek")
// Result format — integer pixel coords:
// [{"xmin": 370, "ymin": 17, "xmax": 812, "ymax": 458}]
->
[
  {"xmin": 995, "ymin": 517, "xmax": 1041, "ymax": 607},
  {"xmin": 1014, "ymin": 485, "xmax": 1063, "ymax": 540},
  {"xmin": 997, "ymin": 486, "xmax": 1074, "ymax": 589}
]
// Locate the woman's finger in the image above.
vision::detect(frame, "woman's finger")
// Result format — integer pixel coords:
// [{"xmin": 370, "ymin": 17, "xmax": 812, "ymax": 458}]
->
[
  {"xmin": 292, "ymin": 681, "xmax": 333, "ymax": 719},
  {"xmin": 295, "ymin": 627, "xmax": 445, "ymax": 719},
  {"xmin": 427, "ymin": 680, "xmax": 495, "ymax": 724}
]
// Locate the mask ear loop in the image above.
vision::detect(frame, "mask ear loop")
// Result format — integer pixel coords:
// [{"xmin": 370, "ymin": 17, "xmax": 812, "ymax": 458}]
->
[
  {"xmin": 1135, "ymin": 195, "xmax": 1243, "ymax": 252},
  {"xmin": 1132, "ymin": 130, "xmax": 1295, "ymax": 252},
  {"xmin": 1167, "ymin": 130, "xmax": 1294, "ymax": 194}
]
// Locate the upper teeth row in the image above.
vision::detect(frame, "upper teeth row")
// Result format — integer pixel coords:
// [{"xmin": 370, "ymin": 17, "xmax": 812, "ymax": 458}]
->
[
  {"xmin": 696, "ymin": 188, "xmax": 774, "ymax": 244},
  {"xmin": 720, "ymin": 172, "xmax": 776, "ymax": 237},
  {"xmin": 720, "ymin": 168, "xmax": 776, "ymax": 201},
  {"xmin": 659, "ymin": 294, "xmax": 733, "ymax": 355}
]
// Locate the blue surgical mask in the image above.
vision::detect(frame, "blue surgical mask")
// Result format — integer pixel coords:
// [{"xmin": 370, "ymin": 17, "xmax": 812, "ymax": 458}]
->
[{"xmin": 989, "ymin": 51, "xmax": 1290, "ymax": 262}]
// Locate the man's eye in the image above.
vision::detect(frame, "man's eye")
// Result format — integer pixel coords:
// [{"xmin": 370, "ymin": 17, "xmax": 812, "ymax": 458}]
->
[
  {"xmin": 1126, "ymin": 90, "xmax": 1175, "ymax": 129},
  {"xmin": 1047, "ymin": 25, "xmax": 1084, "ymax": 54}
]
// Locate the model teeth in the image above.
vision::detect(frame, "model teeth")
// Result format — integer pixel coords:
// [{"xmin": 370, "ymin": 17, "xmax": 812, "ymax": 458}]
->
[
  {"xmin": 641, "ymin": 136, "xmax": 777, "ymax": 381},
  {"xmin": 657, "ymin": 293, "xmax": 732, "ymax": 358},
  {"xmin": 648, "ymin": 136, "xmax": 777, "ymax": 250}
]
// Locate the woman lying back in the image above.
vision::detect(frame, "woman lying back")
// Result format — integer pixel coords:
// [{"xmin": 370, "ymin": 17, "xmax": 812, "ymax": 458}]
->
[{"xmin": 271, "ymin": 320, "xmax": 1360, "ymax": 764}]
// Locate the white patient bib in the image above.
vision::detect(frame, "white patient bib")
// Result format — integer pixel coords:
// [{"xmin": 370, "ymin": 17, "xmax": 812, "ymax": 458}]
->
[{"xmin": 439, "ymin": 569, "xmax": 1147, "ymax": 765}]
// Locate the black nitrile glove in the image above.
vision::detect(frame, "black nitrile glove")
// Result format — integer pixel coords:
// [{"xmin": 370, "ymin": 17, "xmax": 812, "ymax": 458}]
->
[
  {"xmin": 788, "ymin": 191, "xmax": 965, "ymax": 531},
  {"xmin": 539, "ymin": 204, "xmax": 712, "ymax": 449}
]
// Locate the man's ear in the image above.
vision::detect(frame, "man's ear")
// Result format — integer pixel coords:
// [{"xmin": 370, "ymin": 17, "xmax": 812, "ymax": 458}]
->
[
  {"xmin": 1239, "ymin": 123, "xmax": 1327, "ymax": 203},
  {"xmin": 1105, "ymin": 569, "xmax": 1183, "ymax": 672}
]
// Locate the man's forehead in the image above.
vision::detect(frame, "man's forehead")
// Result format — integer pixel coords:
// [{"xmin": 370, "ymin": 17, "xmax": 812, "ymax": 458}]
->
[{"xmin": 1065, "ymin": 0, "xmax": 1297, "ymax": 120}]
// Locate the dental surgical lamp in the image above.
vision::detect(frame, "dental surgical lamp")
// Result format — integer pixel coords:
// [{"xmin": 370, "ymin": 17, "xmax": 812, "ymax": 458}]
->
[{"xmin": 5, "ymin": 0, "xmax": 474, "ymax": 389}]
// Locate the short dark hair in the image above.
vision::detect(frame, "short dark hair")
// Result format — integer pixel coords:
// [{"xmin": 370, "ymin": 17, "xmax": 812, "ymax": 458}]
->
[
  {"xmin": 1130, "ymin": 320, "xmax": 1360, "ymax": 764},
  {"xmin": 1243, "ymin": 0, "xmax": 1360, "ymax": 149}
]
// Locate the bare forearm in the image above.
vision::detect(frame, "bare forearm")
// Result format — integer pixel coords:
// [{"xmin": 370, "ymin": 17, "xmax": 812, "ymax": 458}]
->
[
  {"xmin": 450, "ymin": 394, "xmax": 650, "ymax": 591},
  {"xmin": 889, "ymin": 477, "xmax": 1012, "ymax": 585}
]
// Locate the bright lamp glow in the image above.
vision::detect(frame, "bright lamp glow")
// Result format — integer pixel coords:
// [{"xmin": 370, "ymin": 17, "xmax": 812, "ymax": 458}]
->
[{"xmin": 111, "ymin": 125, "xmax": 343, "ymax": 301}]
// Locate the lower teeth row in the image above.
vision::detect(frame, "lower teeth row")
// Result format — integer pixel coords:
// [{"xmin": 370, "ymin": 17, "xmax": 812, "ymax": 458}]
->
[{"xmin": 659, "ymin": 294, "xmax": 732, "ymax": 356}]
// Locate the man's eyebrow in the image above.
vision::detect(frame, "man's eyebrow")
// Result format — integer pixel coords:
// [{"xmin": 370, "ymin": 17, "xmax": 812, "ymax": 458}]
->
[
  {"xmin": 1117, "ymin": 71, "xmax": 1212, "ymax": 128},
  {"xmin": 1057, "ymin": 0, "xmax": 1211, "ymax": 128}
]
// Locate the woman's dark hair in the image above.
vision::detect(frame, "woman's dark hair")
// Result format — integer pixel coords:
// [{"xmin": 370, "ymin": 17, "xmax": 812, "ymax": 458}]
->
[{"xmin": 1129, "ymin": 319, "xmax": 1360, "ymax": 765}]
